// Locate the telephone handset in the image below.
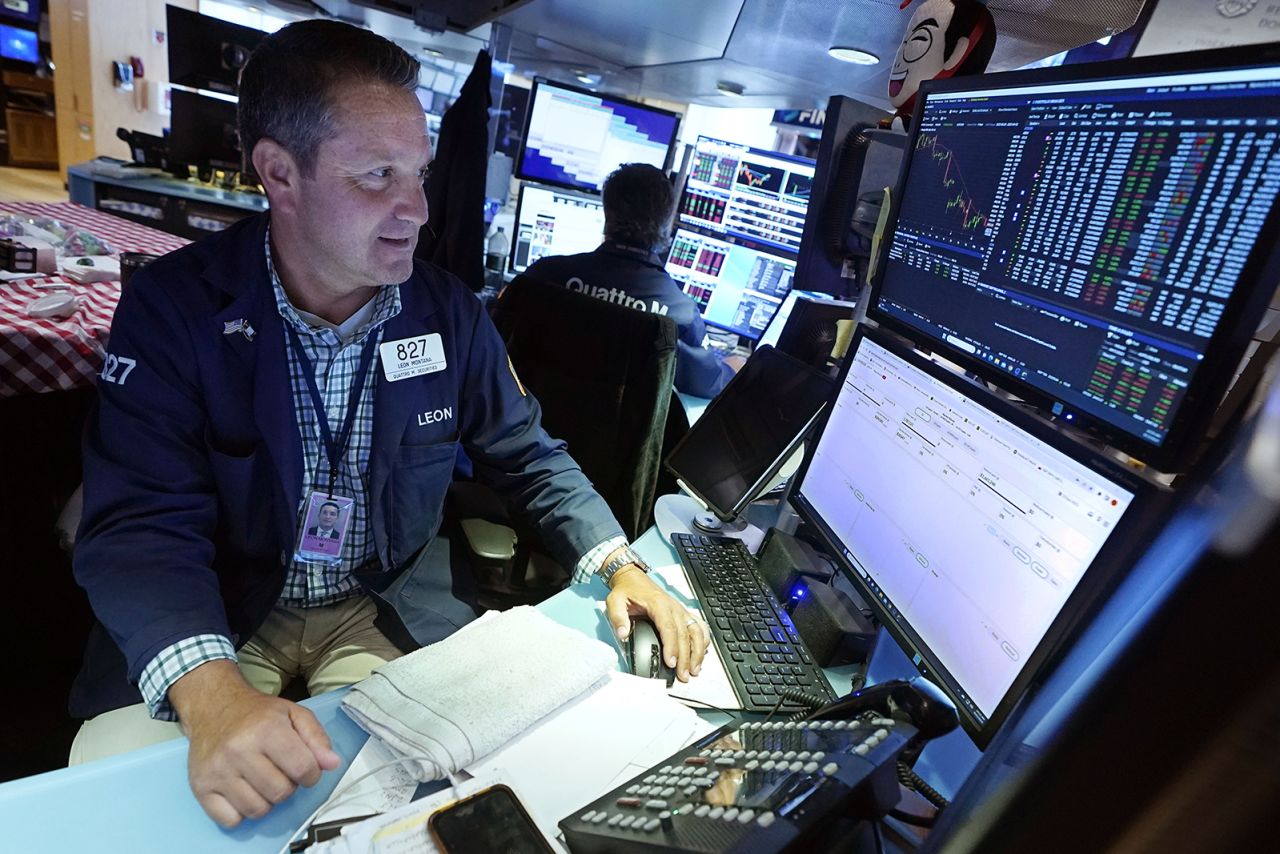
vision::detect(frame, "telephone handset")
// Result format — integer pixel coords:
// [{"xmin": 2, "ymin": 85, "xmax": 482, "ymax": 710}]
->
[{"xmin": 809, "ymin": 676, "xmax": 959, "ymax": 742}]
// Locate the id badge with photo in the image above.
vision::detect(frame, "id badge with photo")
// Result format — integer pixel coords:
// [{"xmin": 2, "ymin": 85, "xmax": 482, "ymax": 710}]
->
[{"xmin": 295, "ymin": 491, "xmax": 355, "ymax": 564}]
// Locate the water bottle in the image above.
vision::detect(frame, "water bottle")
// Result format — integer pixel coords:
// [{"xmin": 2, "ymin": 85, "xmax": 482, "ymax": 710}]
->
[{"xmin": 486, "ymin": 226, "xmax": 509, "ymax": 272}]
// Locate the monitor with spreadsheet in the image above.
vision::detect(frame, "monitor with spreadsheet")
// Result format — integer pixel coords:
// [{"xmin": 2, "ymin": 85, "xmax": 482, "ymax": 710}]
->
[
  {"xmin": 665, "ymin": 137, "xmax": 815, "ymax": 341},
  {"xmin": 870, "ymin": 45, "xmax": 1280, "ymax": 470},
  {"xmin": 790, "ymin": 325, "xmax": 1152, "ymax": 747},
  {"xmin": 515, "ymin": 79, "xmax": 680, "ymax": 194},
  {"xmin": 508, "ymin": 183, "xmax": 606, "ymax": 274}
]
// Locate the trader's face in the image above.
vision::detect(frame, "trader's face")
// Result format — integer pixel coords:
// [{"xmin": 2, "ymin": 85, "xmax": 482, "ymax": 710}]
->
[
  {"xmin": 889, "ymin": 0, "xmax": 958, "ymax": 111},
  {"xmin": 294, "ymin": 81, "xmax": 431, "ymax": 293},
  {"xmin": 319, "ymin": 504, "xmax": 339, "ymax": 529}
]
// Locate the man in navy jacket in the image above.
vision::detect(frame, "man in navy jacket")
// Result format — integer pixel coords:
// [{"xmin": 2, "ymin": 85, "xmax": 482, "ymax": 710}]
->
[
  {"xmin": 516, "ymin": 163, "xmax": 738, "ymax": 398},
  {"xmin": 70, "ymin": 21, "xmax": 707, "ymax": 829}
]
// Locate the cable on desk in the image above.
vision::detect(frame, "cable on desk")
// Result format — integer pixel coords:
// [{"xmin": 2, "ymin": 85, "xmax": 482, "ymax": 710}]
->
[
  {"xmin": 763, "ymin": 687, "xmax": 830, "ymax": 723},
  {"xmin": 872, "ymin": 816, "xmax": 886, "ymax": 854},
  {"xmin": 897, "ymin": 761, "xmax": 950, "ymax": 811},
  {"xmin": 670, "ymin": 696, "xmax": 746, "ymax": 720}
]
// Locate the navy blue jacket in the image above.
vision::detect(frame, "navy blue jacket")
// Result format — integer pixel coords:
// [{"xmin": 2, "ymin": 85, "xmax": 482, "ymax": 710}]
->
[
  {"xmin": 521, "ymin": 242, "xmax": 733, "ymax": 398},
  {"xmin": 71, "ymin": 213, "xmax": 622, "ymax": 718}
]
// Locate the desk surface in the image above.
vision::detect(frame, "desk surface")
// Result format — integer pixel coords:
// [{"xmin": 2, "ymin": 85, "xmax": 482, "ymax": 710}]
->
[
  {"xmin": 67, "ymin": 163, "xmax": 270, "ymax": 213},
  {"xmin": 0, "ymin": 527, "xmax": 689, "ymax": 853},
  {"xmin": 0, "ymin": 201, "xmax": 187, "ymax": 398}
]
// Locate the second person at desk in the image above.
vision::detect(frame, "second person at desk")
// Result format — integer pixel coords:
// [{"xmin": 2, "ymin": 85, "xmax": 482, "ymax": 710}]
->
[
  {"xmin": 69, "ymin": 21, "xmax": 708, "ymax": 831},
  {"xmin": 510, "ymin": 163, "xmax": 741, "ymax": 398}
]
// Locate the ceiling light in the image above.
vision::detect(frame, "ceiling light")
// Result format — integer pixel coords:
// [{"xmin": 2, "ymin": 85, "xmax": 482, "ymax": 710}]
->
[
  {"xmin": 716, "ymin": 80, "xmax": 745, "ymax": 97},
  {"xmin": 828, "ymin": 46, "xmax": 879, "ymax": 65},
  {"xmin": 576, "ymin": 74, "xmax": 595, "ymax": 84},
  {"xmin": 423, "ymin": 48, "xmax": 443, "ymax": 57}
]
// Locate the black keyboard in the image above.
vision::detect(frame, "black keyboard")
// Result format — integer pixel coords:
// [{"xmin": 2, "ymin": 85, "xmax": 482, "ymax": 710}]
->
[{"xmin": 672, "ymin": 532, "xmax": 837, "ymax": 712}]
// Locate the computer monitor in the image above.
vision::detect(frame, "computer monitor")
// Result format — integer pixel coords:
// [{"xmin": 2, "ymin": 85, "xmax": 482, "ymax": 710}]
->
[
  {"xmin": 678, "ymin": 136, "xmax": 816, "ymax": 256},
  {"xmin": 166, "ymin": 5, "xmax": 264, "ymax": 95},
  {"xmin": 870, "ymin": 44, "xmax": 1280, "ymax": 471},
  {"xmin": 664, "ymin": 346, "xmax": 835, "ymax": 523},
  {"xmin": 508, "ymin": 183, "xmax": 606, "ymax": 274},
  {"xmin": 790, "ymin": 324, "xmax": 1153, "ymax": 747},
  {"xmin": 168, "ymin": 89, "xmax": 242, "ymax": 174},
  {"xmin": 664, "ymin": 227, "xmax": 796, "ymax": 340},
  {"xmin": 515, "ymin": 79, "xmax": 680, "ymax": 194},
  {"xmin": 0, "ymin": 0, "xmax": 40, "ymax": 27},
  {"xmin": 0, "ymin": 23, "xmax": 37, "ymax": 64}
]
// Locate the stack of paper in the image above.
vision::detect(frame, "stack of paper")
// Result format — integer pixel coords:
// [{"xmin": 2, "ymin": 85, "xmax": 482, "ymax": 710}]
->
[{"xmin": 304, "ymin": 671, "xmax": 715, "ymax": 854}]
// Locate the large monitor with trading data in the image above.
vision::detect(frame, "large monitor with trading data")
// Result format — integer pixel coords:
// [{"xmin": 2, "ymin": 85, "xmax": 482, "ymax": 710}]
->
[
  {"xmin": 508, "ymin": 183, "xmax": 606, "ymax": 274},
  {"xmin": 665, "ymin": 227, "xmax": 796, "ymax": 339},
  {"xmin": 870, "ymin": 45, "xmax": 1280, "ymax": 470},
  {"xmin": 678, "ymin": 136, "xmax": 815, "ymax": 256},
  {"xmin": 516, "ymin": 79, "xmax": 680, "ymax": 194},
  {"xmin": 790, "ymin": 325, "xmax": 1154, "ymax": 747},
  {"xmin": 665, "ymin": 137, "xmax": 816, "ymax": 341}
]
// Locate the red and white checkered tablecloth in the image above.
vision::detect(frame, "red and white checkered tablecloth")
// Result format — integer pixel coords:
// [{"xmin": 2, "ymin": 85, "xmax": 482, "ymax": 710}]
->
[{"xmin": 0, "ymin": 201, "xmax": 190, "ymax": 398}]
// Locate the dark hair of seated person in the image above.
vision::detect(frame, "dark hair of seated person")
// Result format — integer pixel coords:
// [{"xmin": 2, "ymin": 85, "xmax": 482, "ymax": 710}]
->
[
  {"xmin": 236, "ymin": 19, "xmax": 420, "ymax": 178},
  {"xmin": 601, "ymin": 163, "xmax": 676, "ymax": 252}
]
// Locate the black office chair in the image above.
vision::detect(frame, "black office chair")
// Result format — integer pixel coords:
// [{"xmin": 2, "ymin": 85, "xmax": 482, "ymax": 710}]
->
[{"xmin": 453, "ymin": 276, "xmax": 679, "ymax": 609}]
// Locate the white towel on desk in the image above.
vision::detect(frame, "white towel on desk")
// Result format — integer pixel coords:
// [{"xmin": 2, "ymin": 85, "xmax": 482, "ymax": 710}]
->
[{"xmin": 341, "ymin": 605, "xmax": 616, "ymax": 782}]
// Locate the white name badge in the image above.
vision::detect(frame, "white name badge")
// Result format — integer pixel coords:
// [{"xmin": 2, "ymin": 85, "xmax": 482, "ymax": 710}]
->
[{"xmin": 380, "ymin": 333, "xmax": 446, "ymax": 382}]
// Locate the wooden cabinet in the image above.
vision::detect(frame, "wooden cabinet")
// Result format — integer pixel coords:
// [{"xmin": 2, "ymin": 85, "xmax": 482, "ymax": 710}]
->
[
  {"xmin": 1, "ymin": 70, "xmax": 58, "ymax": 168},
  {"xmin": 5, "ymin": 109, "xmax": 58, "ymax": 167}
]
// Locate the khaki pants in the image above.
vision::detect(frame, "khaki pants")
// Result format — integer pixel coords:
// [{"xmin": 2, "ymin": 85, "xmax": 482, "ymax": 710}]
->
[{"xmin": 69, "ymin": 596, "xmax": 401, "ymax": 765}]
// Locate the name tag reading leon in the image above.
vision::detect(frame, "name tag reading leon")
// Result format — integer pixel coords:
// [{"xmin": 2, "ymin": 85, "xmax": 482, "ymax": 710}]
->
[{"xmin": 380, "ymin": 333, "xmax": 446, "ymax": 382}]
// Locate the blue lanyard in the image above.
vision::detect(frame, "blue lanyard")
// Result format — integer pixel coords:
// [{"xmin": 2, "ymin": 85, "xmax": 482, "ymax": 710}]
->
[{"xmin": 284, "ymin": 322, "xmax": 380, "ymax": 497}]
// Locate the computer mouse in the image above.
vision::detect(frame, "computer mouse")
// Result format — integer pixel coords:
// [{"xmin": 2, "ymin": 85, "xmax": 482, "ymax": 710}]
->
[{"xmin": 627, "ymin": 616, "xmax": 675, "ymax": 687}]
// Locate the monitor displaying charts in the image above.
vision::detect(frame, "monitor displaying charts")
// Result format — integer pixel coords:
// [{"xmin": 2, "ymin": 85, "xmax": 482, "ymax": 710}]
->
[
  {"xmin": 664, "ymin": 137, "xmax": 816, "ymax": 341},
  {"xmin": 870, "ymin": 44, "xmax": 1280, "ymax": 469},
  {"xmin": 679, "ymin": 136, "xmax": 815, "ymax": 256}
]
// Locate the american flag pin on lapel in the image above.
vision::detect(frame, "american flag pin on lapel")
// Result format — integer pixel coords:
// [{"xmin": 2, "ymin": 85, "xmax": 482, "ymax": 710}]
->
[{"xmin": 222, "ymin": 318, "xmax": 256, "ymax": 341}]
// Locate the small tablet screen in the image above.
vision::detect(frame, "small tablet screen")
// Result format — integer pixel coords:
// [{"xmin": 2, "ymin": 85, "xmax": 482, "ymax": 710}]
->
[{"xmin": 665, "ymin": 346, "xmax": 835, "ymax": 520}]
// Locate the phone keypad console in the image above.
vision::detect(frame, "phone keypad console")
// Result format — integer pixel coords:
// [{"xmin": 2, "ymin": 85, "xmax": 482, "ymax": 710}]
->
[{"xmin": 559, "ymin": 716, "xmax": 915, "ymax": 853}]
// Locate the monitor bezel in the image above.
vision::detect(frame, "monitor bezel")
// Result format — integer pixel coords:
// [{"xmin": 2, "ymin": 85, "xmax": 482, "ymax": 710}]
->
[
  {"xmin": 506, "ymin": 181, "xmax": 605, "ymax": 274},
  {"xmin": 789, "ymin": 323, "xmax": 1164, "ymax": 748},
  {"xmin": 867, "ymin": 42, "xmax": 1280, "ymax": 473},
  {"xmin": 513, "ymin": 77, "xmax": 681, "ymax": 196},
  {"xmin": 664, "ymin": 345, "xmax": 835, "ymax": 522}
]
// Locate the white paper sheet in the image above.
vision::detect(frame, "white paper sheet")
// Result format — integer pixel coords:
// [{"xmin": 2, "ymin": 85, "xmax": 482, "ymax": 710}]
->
[{"xmin": 464, "ymin": 671, "xmax": 711, "ymax": 835}]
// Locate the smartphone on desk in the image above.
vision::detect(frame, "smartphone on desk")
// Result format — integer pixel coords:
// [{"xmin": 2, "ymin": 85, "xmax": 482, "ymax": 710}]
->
[{"xmin": 428, "ymin": 784, "xmax": 554, "ymax": 854}]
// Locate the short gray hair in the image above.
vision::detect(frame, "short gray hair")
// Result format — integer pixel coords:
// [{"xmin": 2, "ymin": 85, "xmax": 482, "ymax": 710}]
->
[
  {"xmin": 602, "ymin": 163, "xmax": 676, "ymax": 251},
  {"xmin": 237, "ymin": 19, "xmax": 420, "ymax": 177}
]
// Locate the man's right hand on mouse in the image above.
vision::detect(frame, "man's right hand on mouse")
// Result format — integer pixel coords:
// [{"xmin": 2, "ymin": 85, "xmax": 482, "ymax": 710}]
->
[{"xmin": 168, "ymin": 660, "xmax": 340, "ymax": 827}]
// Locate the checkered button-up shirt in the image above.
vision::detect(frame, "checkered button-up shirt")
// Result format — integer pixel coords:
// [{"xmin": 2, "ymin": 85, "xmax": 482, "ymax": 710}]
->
[{"xmin": 137, "ymin": 233, "xmax": 622, "ymax": 719}]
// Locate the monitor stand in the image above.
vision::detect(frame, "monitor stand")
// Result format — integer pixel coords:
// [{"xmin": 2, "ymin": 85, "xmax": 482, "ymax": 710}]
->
[
  {"xmin": 654, "ymin": 493, "xmax": 767, "ymax": 553},
  {"xmin": 691, "ymin": 512, "xmax": 748, "ymax": 536}
]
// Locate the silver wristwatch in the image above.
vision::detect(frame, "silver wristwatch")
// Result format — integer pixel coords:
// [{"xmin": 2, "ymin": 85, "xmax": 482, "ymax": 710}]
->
[{"xmin": 598, "ymin": 546, "xmax": 650, "ymax": 586}]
